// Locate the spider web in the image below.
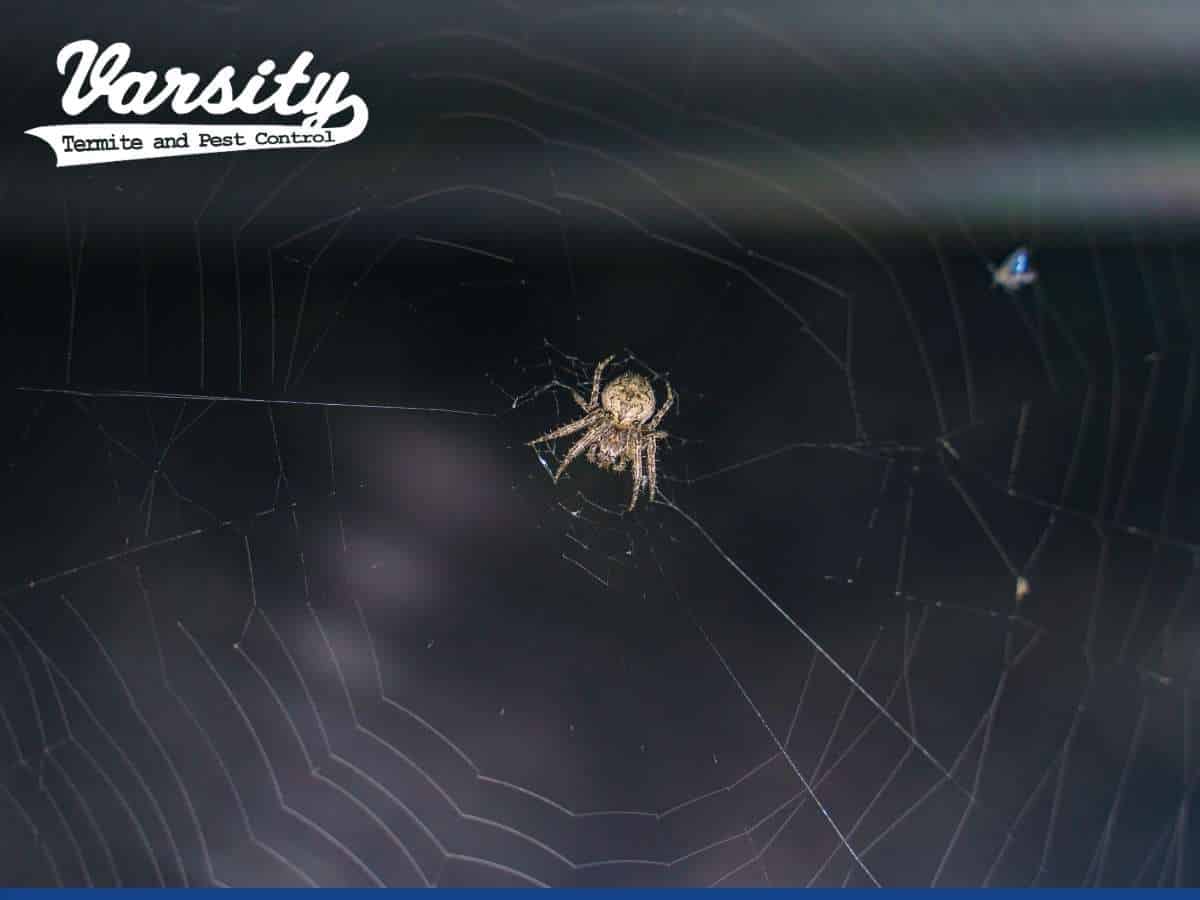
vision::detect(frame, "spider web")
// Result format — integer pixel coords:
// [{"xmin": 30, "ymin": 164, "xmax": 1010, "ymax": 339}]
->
[{"xmin": 2, "ymin": 0, "xmax": 1199, "ymax": 887}]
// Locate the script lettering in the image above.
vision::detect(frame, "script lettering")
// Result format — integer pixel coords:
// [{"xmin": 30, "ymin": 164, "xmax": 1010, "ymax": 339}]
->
[{"xmin": 54, "ymin": 39, "xmax": 366, "ymax": 130}]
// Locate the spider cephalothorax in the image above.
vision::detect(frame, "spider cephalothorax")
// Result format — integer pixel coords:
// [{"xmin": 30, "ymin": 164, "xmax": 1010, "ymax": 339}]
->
[{"xmin": 528, "ymin": 355, "xmax": 674, "ymax": 511}]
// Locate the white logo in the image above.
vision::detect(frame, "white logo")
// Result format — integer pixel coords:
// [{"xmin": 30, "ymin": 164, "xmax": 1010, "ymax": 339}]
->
[{"xmin": 26, "ymin": 40, "xmax": 369, "ymax": 167}]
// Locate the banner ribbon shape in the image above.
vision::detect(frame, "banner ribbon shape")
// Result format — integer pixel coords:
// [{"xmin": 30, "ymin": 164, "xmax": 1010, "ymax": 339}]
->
[{"xmin": 25, "ymin": 118, "xmax": 367, "ymax": 167}]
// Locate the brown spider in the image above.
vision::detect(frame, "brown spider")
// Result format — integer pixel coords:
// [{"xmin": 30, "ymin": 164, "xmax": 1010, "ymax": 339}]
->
[{"xmin": 527, "ymin": 355, "xmax": 674, "ymax": 511}]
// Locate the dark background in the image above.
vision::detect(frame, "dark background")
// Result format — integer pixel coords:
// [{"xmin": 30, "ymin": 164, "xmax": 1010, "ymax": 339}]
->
[{"xmin": 1, "ymin": 0, "xmax": 1198, "ymax": 887}]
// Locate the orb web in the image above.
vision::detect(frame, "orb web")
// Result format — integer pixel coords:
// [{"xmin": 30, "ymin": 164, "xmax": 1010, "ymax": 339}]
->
[{"xmin": 1, "ymin": 0, "xmax": 1198, "ymax": 888}]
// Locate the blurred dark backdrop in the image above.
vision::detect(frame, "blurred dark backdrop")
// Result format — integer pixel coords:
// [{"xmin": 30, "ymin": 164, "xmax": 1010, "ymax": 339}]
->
[{"xmin": 0, "ymin": 0, "xmax": 1197, "ymax": 888}]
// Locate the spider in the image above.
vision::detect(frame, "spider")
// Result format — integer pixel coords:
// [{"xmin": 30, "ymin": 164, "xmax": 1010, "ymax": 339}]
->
[{"xmin": 528, "ymin": 355, "xmax": 674, "ymax": 511}]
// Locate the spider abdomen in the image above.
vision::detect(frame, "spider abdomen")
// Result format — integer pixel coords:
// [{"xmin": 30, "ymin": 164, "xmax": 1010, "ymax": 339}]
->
[{"xmin": 601, "ymin": 373, "xmax": 656, "ymax": 426}]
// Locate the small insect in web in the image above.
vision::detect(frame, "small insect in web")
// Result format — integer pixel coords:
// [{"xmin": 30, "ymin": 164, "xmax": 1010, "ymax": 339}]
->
[
  {"xmin": 989, "ymin": 245, "xmax": 1037, "ymax": 292},
  {"xmin": 527, "ymin": 354, "xmax": 674, "ymax": 511}
]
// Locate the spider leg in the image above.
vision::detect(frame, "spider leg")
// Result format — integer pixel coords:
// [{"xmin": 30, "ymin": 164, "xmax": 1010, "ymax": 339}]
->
[
  {"xmin": 628, "ymin": 442, "xmax": 644, "ymax": 511},
  {"xmin": 527, "ymin": 410, "xmax": 600, "ymax": 446},
  {"xmin": 554, "ymin": 422, "xmax": 610, "ymax": 482},
  {"xmin": 569, "ymin": 388, "xmax": 591, "ymax": 412},
  {"xmin": 648, "ymin": 382, "xmax": 674, "ymax": 429},
  {"xmin": 645, "ymin": 434, "xmax": 661, "ymax": 504},
  {"xmin": 589, "ymin": 354, "xmax": 615, "ymax": 407}
]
